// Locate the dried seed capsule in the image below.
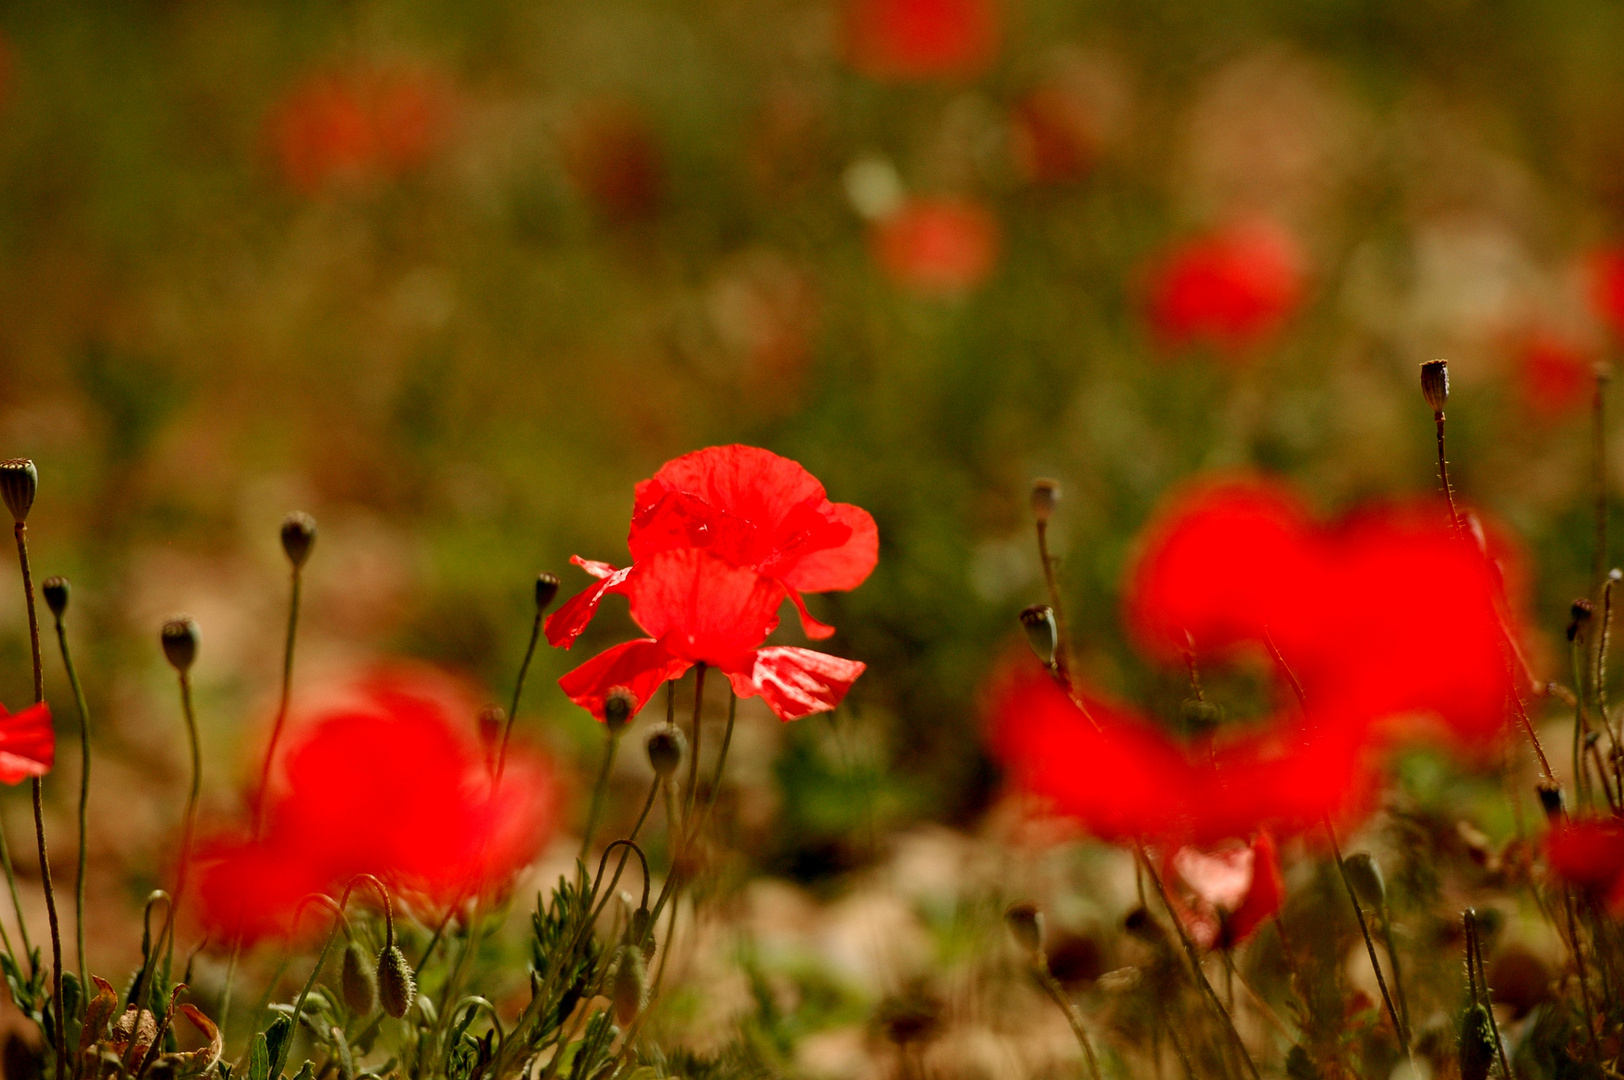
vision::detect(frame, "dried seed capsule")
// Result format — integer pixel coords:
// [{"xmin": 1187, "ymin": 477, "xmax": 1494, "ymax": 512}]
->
[
  {"xmin": 646, "ymin": 725, "xmax": 686, "ymax": 778},
  {"xmin": 1019, "ymin": 605, "xmax": 1057, "ymax": 666},
  {"xmin": 41, "ymin": 577, "xmax": 69, "ymax": 618},
  {"xmin": 536, "ymin": 573, "xmax": 560, "ymax": 613},
  {"xmin": 280, "ymin": 512, "xmax": 317, "ymax": 568},
  {"xmin": 377, "ymin": 944, "xmax": 416, "ymax": 1019},
  {"xmin": 604, "ymin": 686, "xmax": 636, "ymax": 735},
  {"xmin": 1569, "ymin": 598, "xmax": 1594, "ymax": 642},
  {"xmin": 160, "ymin": 617, "xmax": 199, "ymax": 673},
  {"xmin": 0, "ymin": 459, "xmax": 36, "ymax": 524},
  {"xmin": 1030, "ymin": 478, "xmax": 1060, "ymax": 524},
  {"xmin": 1004, "ymin": 901, "xmax": 1044, "ymax": 955},
  {"xmin": 1421, "ymin": 359, "xmax": 1449, "ymax": 412},
  {"xmin": 611, "ymin": 947, "xmax": 647, "ymax": 1026},
  {"xmin": 1340, "ymin": 852, "xmax": 1386, "ymax": 911},
  {"xmin": 341, "ymin": 940, "xmax": 379, "ymax": 1016}
]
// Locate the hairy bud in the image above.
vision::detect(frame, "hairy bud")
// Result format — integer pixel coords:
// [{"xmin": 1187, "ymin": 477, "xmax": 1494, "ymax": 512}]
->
[
  {"xmin": 0, "ymin": 459, "xmax": 36, "ymax": 525},
  {"xmin": 1030, "ymin": 478, "xmax": 1060, "ymax": 524},
  {"xmin": 536, "ymin": 573, "xmax": 560, "ymax": 613},
  {"xmin": 1004, "ymin": 901, "xmax": 1044, "ymax": 956},
  {"xmin": 160, "ymin": 617, "xmax": 199, "ymax": 673},
  {"xmin": 1457, "ymin": 1001, "xmax": 1496, "ymax": 1080},
  {"xmin": 341, "ymin": 941, "xmax": 379, "ymax": 1015},
  {"xmin": 646, "ymin": 725, "xmax": 686, "ymax": 778},
  {"xmin": 280, "ymin": 512, "xmax": 317, "ymax": 568},
  {"xmin": 42, "ymin": 577, "xmax": 69, "ymax": 618},
  {"xmin": 1421, "ymin": 359, "xmax": 1449, "ymax": 413},
  {"xmin": 377, "ymin": 944, "xmax": 416, "ymax": 1019},
  {"xmin": 611, "ymin": 947, "xmax": 647, "ymax": 1026},
  {"xmin": 1019, "ymin": 605, "xmax": 1057, "ymax": 666},
  {"xmin": 604, "ymin": 687, "xmax": 636, "ymax": 735}
]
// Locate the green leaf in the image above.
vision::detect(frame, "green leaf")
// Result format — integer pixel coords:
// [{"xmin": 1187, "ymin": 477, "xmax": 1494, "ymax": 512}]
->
[{"xmin": 247, "ymin": 1033, "xmax": 270, "ymax": 1080}]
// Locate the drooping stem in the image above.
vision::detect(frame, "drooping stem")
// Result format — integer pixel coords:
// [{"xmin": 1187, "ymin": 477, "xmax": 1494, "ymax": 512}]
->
[
  {"xmin": 1324, "ymin": 819, "xmax": 1408, "ymax": 1050},
  {"xmin": 50, "ymin": 610, "xmax": 91, "ymax": 987}
]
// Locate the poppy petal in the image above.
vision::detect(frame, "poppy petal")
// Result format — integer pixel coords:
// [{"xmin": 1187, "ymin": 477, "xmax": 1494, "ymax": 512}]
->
[
  {"xmin": 780, "ymin": 503, "xmax": 879, "ymax": 594},
  {"xmin": 544, "ymin": 559, "xmax": 632, "ymax": 649},
  {"xmin": 0, "ymin": 702, "xmax": 53, "ymax": 784},
  {"xmin": 627, "ymin": 549, "xmax": 784, "ymax": 664},
  {"xmin": 727, "ymin": 646, "xmax": 866, "ymax": 721},
  {"xmin": 558, "ymin": 638, "xmax": 692, "ymax": 720},
  {"xmin": 785, "ymin": 588, "xmax": 837, "ymax": 640}
]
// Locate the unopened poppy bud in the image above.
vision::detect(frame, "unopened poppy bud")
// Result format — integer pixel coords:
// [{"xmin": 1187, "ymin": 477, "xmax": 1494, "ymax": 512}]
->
[
  {"xmin": 42, "ymin": 577, "xmax": 69, "ymax": 617},
  {"xmin": 1004, "ymin": 901, "xmax": 1044, "ymax": 955},
  {"xmin": 611, "ymin": 947, "xmax": 647, "ymax": 1026},
  {"xmin": 1181, "ymin": 698, "xmax": 1223, "ymax": 736},
  {"xmin": 341, "ymin": 941, "xmax": 379, "ymax": 1015},
  {"xmin": 536, "ymin": 573, "xmax": 560, "ymax": 613},
  {"xmin": 0, "ymin": 459, "xmax": 36, "ymax": 524},
  {"xmin": 604, "ymin": 687, "xmax": 636, "ymax": 735},
  {"xmin": 279, "ymin": 512, "xmax": 317, "ymax": 568},
  {"xmin": 1457, "ymin": 1001, "xmax": 1496, "ymax": 1080},
  {"xmin": 1420, "ymin": 360, "xmax": 1449, "ymax": 413},
  {"xmin": 629, "ymin": 905, "xmax": 652, "ymax": 950},
  {"xmin": 1019, "ymin": 605, "xmax": 1057, "ymax": 665},
  {"xmin": 1030, "ymin": 478, "xmax": 1061, "ymax": 524},
  {"xmin": 1568, "ymin": 598, "xmax": 1594, "ymax": 641},
  {"xmin": 1536, "ymin": 781, "xmax": 1563, "ymax": 819},
  {"xmin": 160, "ymin": 617, "xmax": 199, "ymax": 673},
  {"xmin": 1341, "ymin": 852, "xmax": 1386, "ymax": 911},
  {"xmin": 646, "ymin": 725, "xmax": 686, "ymax": 778},
  {"xmin": 377, "ymin": 944, "xmax": 415, "ymax": 1018}
]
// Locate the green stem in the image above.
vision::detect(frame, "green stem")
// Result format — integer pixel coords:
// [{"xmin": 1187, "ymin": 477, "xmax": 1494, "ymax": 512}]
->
[
  {"xmin": 1325, "ymin": 820, "xmax": 1408, "ymax": 1050},
  {"xmin": 51, "ymin": 613, "xmax": 91, "ymax": 989},
  {"xmin": 497, "ymin": 607, "xmax": 544, "ymax": 788},
  {"xmin": 579, "ymin": 733, "xmax": 621, "ymax": 863},
  {"xmin": 1034, "ymin": 963, "xmax": 1104, "ymax": 1080},
  {"xmin": 0, "ymin": 816, "xmax": 32, "ymax": 969},
  {"xmin": 682, "ymin": 665, "xmax": 706, "ymax": 824}
]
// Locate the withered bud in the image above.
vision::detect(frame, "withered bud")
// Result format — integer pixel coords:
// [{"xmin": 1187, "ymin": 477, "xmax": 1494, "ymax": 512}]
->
[
  {"xmin": 611, "ymin": 947, "xmax": 647, "ymax": 1026},
  {"xmin": 1340, "ymin": 852, "xmax": 1386, "ymax": 911},
  {"xmin": 280, "ymin": 512, "xmax": 317, "ymax": 568},
  {"xmin": 0, "ymin": 459, "xmax": 36, "ymax": 525},
  {"xmin": 477, "ymin": 705, "xmax": 505, "ymax": 757},
  {"xmin": 646, "ymin": 725, "xmax": 686, "ymax": 778},
  {"xmin": 1568, "ymin": 598, "xmax": 1594, "ymax": 641},
  {"xmin": 604, "ymin": 687, "xmax": 636, "ymax": 735},
  {"xmin": 536, "ymin": 573, "xmax": 560, "ymax": 613},
  {"xmin": 1536, "ymin": 781, "xmax": 1563, "ymax": 819},
  {"xmin": 1421, "ymin": 360, "xmax": 1449, "ymax": 413},
  {"xmin": 377, "ymin": 944, "xmax": 416, "ymax": 1018},
  {"xmin": 1030, "ymin": 478, "xmax": 1061, "ymax": 524},
  {"xmin": 42, "ymin": 577, "xmax": 69, "ymax": 618},
  {"xmin": 160, "ymin": 617, "xmax": 199, "ymax": 673},
  {"xmin": 341, "ymin": 940, "xmax": 379, "ymax": 1015},
  {"xmin": 1019, "ymin": 605, "xmax": 1057, "ymax": 665},
  {"xmin": 1457, "ymin": 1001, "xmax": 1496, "ymax": 1080},
  {"xmin": 1004, "ymin": 901, "xmax": 1044, "ymax": 956}
]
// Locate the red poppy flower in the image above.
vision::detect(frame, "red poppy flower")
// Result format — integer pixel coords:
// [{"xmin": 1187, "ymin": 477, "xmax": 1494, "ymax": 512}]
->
[
  {"xmin": 195, "ymin": 670, "xmax": 555, "ymax": 941},
  {"xmin": 548, "ymin": 445, "xmax": 878, "ymax": 645},
  {"xmin": 1123, "ymin": 480, "xmax": 1514, "ymax": 748},
  {"xmin": 1546, "ymin": 819, "xmax": 1624, "ymax": 914},
  {"xmin": 1514, "ymin": 329, "xmax": 1597, "ymax": 419},
  {"xmin": 1009, "ymin": 83, "xmax": 1099, "ymax": 186},
  {"xmin": 1164, "ymin": 831, "xmax": 1284, "ymax": 949},
  {"xmin": 1144, "ymin": 218, "xmax": 1306, "ymax": 357},
  {"xmin": 266, "ymin": 65, "xmax": 453, "ymax": 196},
  {"xmin": 843, "ymin": 0, "xmax": 999, "ymax": 81},
  {"xmin": 1587, "ymin": 248, "xmax": 1624, "ymax": 341},
  {"xmin": 556, "ymin": 549, "xmax": 866, "ymax": 722},
  {"xmin": 0, "ymin": 702, "xmax": 53, "ymax": 784},
  {"xmin": 870, "ymin": 198, "xmax": 1000, "ymax": 296}
]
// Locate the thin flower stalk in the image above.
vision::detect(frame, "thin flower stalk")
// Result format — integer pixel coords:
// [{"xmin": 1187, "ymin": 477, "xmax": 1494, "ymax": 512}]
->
[
  {"xmin": 47, "ymin": 595, "xmax": 92, "ymax": 986},
  {"xmin": 1324, "ymin": 820, "xmax": 1408, "ymax": 1050}
]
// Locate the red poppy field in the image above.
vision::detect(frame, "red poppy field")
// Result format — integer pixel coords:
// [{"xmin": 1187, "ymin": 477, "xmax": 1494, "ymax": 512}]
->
[{"xmin": 6, "ymin": 2, "xmax": 1624, "ymax": 1080}]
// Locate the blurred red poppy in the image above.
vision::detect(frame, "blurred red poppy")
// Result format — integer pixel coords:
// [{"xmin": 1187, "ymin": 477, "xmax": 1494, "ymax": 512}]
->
[
  {"xmin": 1587, "ymin": 248, "xmax": 1624, "ymax": 341},
  {"xmin": 1144, "ymin": 219, "xmax": 1306, "ymax": 357},
  {"xmin": 871, "ymin": 198, "xmax": 1000, "ymax": 296},
  {"xmin": 1513, "ymin": 329, "xmax": 1597, "ymax": 420},
  {"xmin": 1164, "ymin": 831, "xmax": 1284, "ymax": 949},
  {"xmin": 560, "ymin": 100, "xmax": 663, "ymax": 223},
  {"xmin": 0, "ymin": 701, "xmax": 53, "ymax": 784},
  {"xmin": 1010, "ymin": 83, "xmax": 1099, "ymax": 186},
  {"xmin": 1546, "ymin": 819, "xmax": 1624, "ymax": 914},
  {"xmin": 1123, "ymin": 480, "xmax": 1514, "ymax": 749},
  {"xmin": 266, "ymin": 65, "xmax": 454, "ymax": 196},
  {"xmin": 195, "ymin": 670, "xmax": 555, "ymax": 941},
  {"xmin": 843, "ymin": 0, "xmax": 999, "ymax": 81}
]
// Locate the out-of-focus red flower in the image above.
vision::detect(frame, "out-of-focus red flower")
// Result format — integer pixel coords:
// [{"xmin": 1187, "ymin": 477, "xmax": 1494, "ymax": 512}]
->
[
  {"xmin": 1587, "ymin": 248, "xmax": 1624, "ymax": 340},
  {"xmin": 548, "ymin": 446, "xmax": 874, "ymax": 722},
  {"xmin": 871, "ymin": 198, "xmax": 1000, "ymax": 296},
  {"xmin": 1009, "ymin": 83, "xmax": 1099, "ymax": 186},
  {"xmin": 0, "ymin": 702, "xmax": 53, "ymax": 784},
  {"xmin": 1123, "ymin": 480, "xmax": 1514, "ymax": 748},
  {"xmin": 843, "ymin": 0, "xmax": 998, "ymax": 81},
  {"xmin": 266, "ymin": 65, "xmax": 454, "ymax": 196},
  {"xmin": 1164, "ymin": 831, "xmax": 1283, "ymax": 949},
  {"xmin": 1546, "ymin": 819, "xmax": 1624, "ymax": 914},
  {"xmin": 989, "ymin": 666, "xmax": 1378, "ymax": 846},
  {"xmin": 1144, "ymin": 218, "xmax": 1306, "ymax": 357},
  {"xmin": 195, "ymin": 670, "xmax": 555, "ymax": 941},
  {"xmin": 560, "ymin": 100, "xmax": 663, "ymax": 223},
  {"xmin": 1514, "ymin": 329, "xmax": 1597, "ymax": 420}
]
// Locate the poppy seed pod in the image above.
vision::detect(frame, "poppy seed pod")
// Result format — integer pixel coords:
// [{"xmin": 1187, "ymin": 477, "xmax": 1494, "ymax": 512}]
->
[
  {"xmin": 0, "ymin": 459, "xmax": 36, "ymax": 524},
  {"xmin": 280, "ymin": 512, "xmax": 317, "ymax": 568},
  {"xmin": 160, "ymin": 617, "xmax": 199, "ymax": 673},
  {"xmin": 1004, "ymin": 900, "xmax": 1044, "ymax": 956},
  {"xmin": 1341, "ymin": 852, "xmax": 1386, "ymax": 912},
  {"xmin": 41, "ymin": 577, "xmax": 69, "ymax": 618},
  {"xmin": 377, "ymin": 944, "xmax": 415, "ymax": 1018},
  {"xmin": 1019, "ymin": 605, "xmax": 1057, "ymax": 666},
  {"xmin": 611, "ymin": 947, "xmax": 647, "ymax": 1026},
  {"xmin": 1030, "ymin": 478, "xmax": 1060, "ymax": 524},
  {"xmin": 1421, "ymin": 359, "xmax": 1449, "ymax": 413},
  {"xmin": 536, "ymin": 573, "xmax": 560, "ymax": 613},
  {"xmin": 341, "ymin": 940, "xmax": 379, "ymax": 1015},
  {"xmin": 1568, "ymin": 598, "xmax": 1594, "ymax": 642},
  {"xmin": 604, "ymin": 686, "xmax": 636, "ymax": 735},
  {"xmin": 646, "ymin": 725, "xmax": 685, "ymax": 778}
]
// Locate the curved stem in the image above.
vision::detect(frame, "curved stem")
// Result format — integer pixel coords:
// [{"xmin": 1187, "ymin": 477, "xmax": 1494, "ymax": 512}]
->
[
  {"xmin": 497, "ymin": 607, "xmax": 544, "ymax": 788},
  {"xmin": 52, "ymin": 612, "xmax": 91, "ymax": 988},
  {"xmin": 1325, "ymin": 820, "xmax": 1408, "ymax": 1050}
]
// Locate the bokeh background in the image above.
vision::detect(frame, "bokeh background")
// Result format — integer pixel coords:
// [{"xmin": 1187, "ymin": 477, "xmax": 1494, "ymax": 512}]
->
[{"xmin": 1, "ymin": 0, "xmax": 1623, "ymax": 993}]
